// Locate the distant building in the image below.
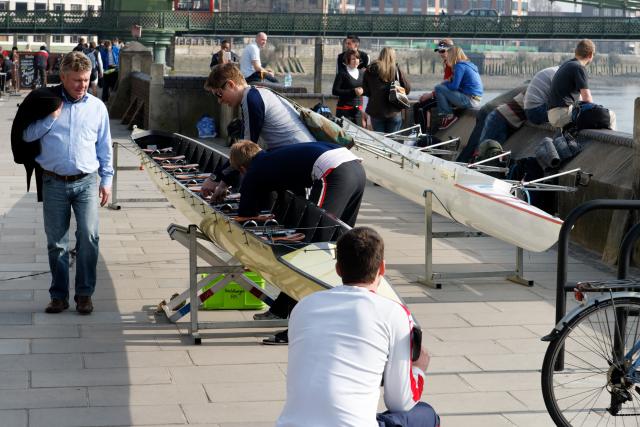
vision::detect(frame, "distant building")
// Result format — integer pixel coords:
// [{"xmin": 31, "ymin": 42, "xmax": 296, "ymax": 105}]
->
[{"xmin": 0, "ymin": 1, "xmax": 102, "ymax": 50}]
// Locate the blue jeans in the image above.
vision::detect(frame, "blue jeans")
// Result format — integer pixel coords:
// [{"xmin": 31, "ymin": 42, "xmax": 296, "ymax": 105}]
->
[
  {"xmin": 371, "ymin": 114, "xmax": 403, "ymax": 134},
  {"xmin": 525, "ymin": 104, "xmax": 548, "ymax": 125},
  {"xmin": 479, "ymin": 110, "xmax": 511, "ymax": 145},
  {"xmin": 377, "ymin": 401, "xmax": 440, "ymax": 427},
  {"xmin": 43, "ymin": 172, "xmax": 100, "ymax": 301},
  {"xmin": 457, "ymin": 105, "xmax": 491, "ymax": 162},
  {"xmin": 434, "ymin": 84, "xmax": 473, "ymax": 115}
]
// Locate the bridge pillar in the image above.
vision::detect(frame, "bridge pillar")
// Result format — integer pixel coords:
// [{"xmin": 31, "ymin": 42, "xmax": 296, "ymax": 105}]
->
[
  {"xmin": 153, "ymin": 44, "xmax": 168, "ymax": 65},
  {"xmin": 314, "ymin": 36, "xmax": 324, "ymax": 94}
]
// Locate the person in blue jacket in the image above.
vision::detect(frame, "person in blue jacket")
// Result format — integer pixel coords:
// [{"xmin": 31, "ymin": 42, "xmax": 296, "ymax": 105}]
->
[
  {"xmin": 434, "ymin": 46, "xmax": 483, "ymax": 130},
  {"xmin": 99, "ymin": 40, "xmax": 120, "ymax": 102}
]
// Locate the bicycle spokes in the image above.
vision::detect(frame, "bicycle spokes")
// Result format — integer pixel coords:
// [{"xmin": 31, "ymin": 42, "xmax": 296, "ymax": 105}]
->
[{"xmin": 542, "ymin": 298, "xmax": 640, "ymax": 426}]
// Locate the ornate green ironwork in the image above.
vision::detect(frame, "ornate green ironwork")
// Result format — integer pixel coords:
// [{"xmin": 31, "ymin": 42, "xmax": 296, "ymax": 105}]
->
[{"xmin": 1, "ymin": 11, "xmax": 639, "ymax": 39}]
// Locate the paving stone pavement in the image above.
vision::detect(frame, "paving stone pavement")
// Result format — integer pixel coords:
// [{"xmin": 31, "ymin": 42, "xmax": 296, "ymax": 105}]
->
[{"xmin": 0, "ymin": 95, "xmax": 624, "ymax": 426}]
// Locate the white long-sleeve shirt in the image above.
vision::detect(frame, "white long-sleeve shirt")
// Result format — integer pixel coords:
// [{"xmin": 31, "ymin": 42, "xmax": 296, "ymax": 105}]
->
[{"xmin": 276, "ymin": 285, "xmax": 425, "ymax": 427}]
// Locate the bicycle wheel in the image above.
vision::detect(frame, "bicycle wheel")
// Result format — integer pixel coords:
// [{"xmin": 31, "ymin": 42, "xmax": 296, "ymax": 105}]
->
[{"xmin": 542, "ymin": 297, "xmax": 640, "ymax": 426}]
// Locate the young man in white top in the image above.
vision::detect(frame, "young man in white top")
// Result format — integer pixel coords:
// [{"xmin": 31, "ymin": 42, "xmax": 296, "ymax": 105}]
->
[
  {"xmin": 240, "ymin": 32, "xmax": 278, "ymax": 83},
  {"xmin": 276, "ymin": 227, "xmax": 440, "ymax": 427}
]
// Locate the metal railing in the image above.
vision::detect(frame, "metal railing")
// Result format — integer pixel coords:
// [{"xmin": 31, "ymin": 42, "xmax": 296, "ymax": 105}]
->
[{"xmin": 1, "ymin": 11, "xmax": 640, "ymax": 39}]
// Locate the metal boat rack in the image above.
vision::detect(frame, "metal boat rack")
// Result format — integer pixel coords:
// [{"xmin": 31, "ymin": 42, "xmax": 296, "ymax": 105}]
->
[
  {"xmin": 419, "ymin": 167, "xmax": 588, "ymax": 289},
  {"xmin": 418, "ymin": 189, "xmax": 532, "ymax": 289},
  {"xmin": 157, "ymin": 224, "xmax": 287, "ymax": 344}
]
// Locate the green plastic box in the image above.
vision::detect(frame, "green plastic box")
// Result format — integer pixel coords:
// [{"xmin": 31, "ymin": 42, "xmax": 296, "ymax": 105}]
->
[{"xmin": 200, "ymin": 272, "xmax": 267, "ymax": 310}]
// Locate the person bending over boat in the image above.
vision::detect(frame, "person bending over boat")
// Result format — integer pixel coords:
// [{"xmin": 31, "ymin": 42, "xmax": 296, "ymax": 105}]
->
[
  {"xmin": 201, "ymin": 63, "xmax": 315, "ymax": 201},
  {"xmin": 332, "ymin": 49, "xmax": 365, "ymax": 127},
  {"xmin": 231, "ymin": 140, "xmax": 365, "ymax": 231},
  {"xmin": 230, "ymin": 140, "xmax": 366, "ymax": 345},
  {"xmin": 276, "ymin": 227, "xmax": 439, "ymax": 427},
  {"xmin": 523, "ymin": 66, "xmax": 558, "ymax": 125},
  {"xmin": 433, "ymin": 46, "xmax": 483, "ymax": 130}
]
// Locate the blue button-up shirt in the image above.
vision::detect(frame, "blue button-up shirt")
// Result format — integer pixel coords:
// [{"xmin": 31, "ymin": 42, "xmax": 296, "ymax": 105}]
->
[{"xmin": 23, "ymin": 91, "xmax": 113, "ymax": 187}]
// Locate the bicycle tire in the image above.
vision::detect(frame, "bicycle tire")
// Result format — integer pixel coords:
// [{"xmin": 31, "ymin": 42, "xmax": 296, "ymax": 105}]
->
[{"xmin": 542, "ymin": 296, "xmax": 640, "ymax": 427}]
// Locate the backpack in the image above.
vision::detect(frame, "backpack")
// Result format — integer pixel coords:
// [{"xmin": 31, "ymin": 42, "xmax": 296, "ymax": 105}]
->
[
  {"xmin": 572, "ymin": 102, "xmax": 612, "ymax": 131},
  {"xmin": 83, "ymin": 48, "xmax": 98, "ymax": 73},
  {"xmin": 267, "ymin": 88, "xmax": 355, "ymax": 149},
  {"xmin": 311, "ymin": 102, "xmax": 334, "ymax": 120},
  {"xmin": 299, "ymin": 107, "xmax": 354, "ymax": 149}
]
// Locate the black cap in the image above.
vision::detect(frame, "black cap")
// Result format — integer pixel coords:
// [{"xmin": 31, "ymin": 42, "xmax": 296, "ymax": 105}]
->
[{"xmin": 434, "ymin": 41, "xmax": 453, "ymax": 52}]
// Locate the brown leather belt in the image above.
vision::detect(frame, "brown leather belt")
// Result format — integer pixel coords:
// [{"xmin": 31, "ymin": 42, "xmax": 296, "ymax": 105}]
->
[{"xmin": 43, "ymin": 170, "xmax": 88, "ymax": 182}]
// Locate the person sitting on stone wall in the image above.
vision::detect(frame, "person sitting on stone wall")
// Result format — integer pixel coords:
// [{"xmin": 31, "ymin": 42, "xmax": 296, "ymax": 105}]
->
[
  {"xmin": 434, "ymin": 46, "xmax": 483, "ymax": 130},
  {"xmin": 547, "ymin": 39, "xmax": 616, "ymax": 131},
  {"xmin": 523, "ymin": 66, "xmax": 558, "ymax": 125},
  {"xmin": 458, "ymin": 88, "xmax": 527, "ymax": 162},
  {"xmin": 412, "ymin": 38, "xmax": 454, "ymax": 134},
  {"xmin": 240, "ymin": 32, "xmax": 278, "ymax": 83}
]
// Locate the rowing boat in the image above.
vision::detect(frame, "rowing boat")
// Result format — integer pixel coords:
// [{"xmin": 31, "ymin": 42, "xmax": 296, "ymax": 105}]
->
[
  {"xmin": 342, "ymin": 120, "xmax": 563, "ymax": 252},
  {"xmin": 129, "ymin": 130, "xmax": 403, "ymax": 304}
]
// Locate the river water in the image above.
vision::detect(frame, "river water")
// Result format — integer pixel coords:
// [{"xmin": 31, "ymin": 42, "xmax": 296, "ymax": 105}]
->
[{"xmin": 483, "ymin": 85, "xmax": 639, "ymax": 135}]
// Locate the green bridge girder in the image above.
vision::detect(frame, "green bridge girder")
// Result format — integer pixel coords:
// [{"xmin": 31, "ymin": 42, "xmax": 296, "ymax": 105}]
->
[{"xmin": 1, "ymin": 11, "xmax": 640, "ymax": 40}]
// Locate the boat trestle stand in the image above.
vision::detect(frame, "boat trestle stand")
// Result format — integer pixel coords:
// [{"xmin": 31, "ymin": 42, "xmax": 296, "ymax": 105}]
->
[
  {"xmin": 108, "ymin": 136, "xmax": 171, "ymax": 210},
  {"xmin": 418, "ymin": 190, "xmax": 533, "ymax": 289},
  {"xmin": 157, "ymin": 224, "xmax": 287, "ymax": 344}
]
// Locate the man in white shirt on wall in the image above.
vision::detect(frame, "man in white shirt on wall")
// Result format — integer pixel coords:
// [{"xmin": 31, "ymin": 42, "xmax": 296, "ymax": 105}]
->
[
  {"xmin": 240, "ymin": 32, "xmax": 278, "ymax": 83},
  {"xmin": 276, "ymin": 227, "xmax": 440, "ymax": 427}
]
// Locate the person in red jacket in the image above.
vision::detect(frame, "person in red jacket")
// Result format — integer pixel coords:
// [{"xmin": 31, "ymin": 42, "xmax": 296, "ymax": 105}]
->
[{"xmin": 412, "ymin": 39, "xmax": 454, "ymax": 134}]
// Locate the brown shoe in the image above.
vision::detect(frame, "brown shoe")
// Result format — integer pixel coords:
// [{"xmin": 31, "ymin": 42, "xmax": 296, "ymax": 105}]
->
[
  {"xmin": 74, "ymin": 295, "xmax": 93, "ymax": 315},
  {"xmin": 45, "ymin": 299, "xmax": 69, "ymax": 314}
]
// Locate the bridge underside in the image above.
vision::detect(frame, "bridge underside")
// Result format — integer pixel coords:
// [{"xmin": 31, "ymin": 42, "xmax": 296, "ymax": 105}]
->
[{"xmin": 1, "ymin": 12, "xmax": 640, "ymax": 40}]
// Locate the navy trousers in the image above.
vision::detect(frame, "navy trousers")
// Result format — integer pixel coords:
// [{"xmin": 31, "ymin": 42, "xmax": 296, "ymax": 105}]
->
[{"xmin": 377, "ymin": 402, "xmax": 440, "ymax": 427}]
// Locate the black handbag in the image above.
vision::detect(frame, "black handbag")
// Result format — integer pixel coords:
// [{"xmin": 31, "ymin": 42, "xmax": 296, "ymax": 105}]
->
[{"xmin": 388, "ymin": 67, "xmax": 409, "ymax": 109}]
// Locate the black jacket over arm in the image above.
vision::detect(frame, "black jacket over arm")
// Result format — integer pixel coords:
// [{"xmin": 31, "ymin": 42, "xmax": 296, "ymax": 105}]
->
[{"xmin": 10, "ymin": 86, "xmax": 64, "ymax": 201}]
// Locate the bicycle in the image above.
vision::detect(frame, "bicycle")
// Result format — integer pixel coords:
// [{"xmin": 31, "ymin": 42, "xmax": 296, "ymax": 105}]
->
[{"xmin": 541, "ymin": 279, "xmax": 640, "ymax": 426}]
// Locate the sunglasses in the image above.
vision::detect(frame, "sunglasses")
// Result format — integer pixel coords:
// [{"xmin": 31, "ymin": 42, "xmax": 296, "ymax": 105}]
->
[
  {"xmin": 437, "ymin": 49, "xmax": 447, "ymax": 53},
  {"xmin": 214, "ymin": 80, "xmax": 229, "ymax": 98}
]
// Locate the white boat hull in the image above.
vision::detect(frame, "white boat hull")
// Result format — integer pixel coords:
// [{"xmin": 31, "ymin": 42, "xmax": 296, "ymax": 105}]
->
[
  {"xmin": 344, "ymin": 122, "xmax": 562, "ymax": 252},
  {"xmin": 130, "ymin": 130, "xmax": 403, "ymax": 305}
]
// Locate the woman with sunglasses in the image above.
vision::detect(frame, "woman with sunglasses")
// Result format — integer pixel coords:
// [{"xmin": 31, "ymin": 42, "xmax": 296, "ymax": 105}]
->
[
  {"xmin": 412, "ymin": 39, "xmax": 454, "ymax": 134},
  {"xmin": 434, "ymin": 46, "xmax": 483, "ymax": 130}
]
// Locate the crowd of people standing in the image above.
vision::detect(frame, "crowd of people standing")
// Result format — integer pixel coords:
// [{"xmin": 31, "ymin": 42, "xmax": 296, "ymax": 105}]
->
[{"xmin": 0, "ymin": 37, "xmax": 121, "ymax": 102}]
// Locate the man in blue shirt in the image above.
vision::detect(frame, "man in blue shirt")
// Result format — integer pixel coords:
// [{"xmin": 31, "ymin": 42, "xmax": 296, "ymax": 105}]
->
[
  {"xmin": 99, "ymin": 39, "xmax": 119, "ymax": 103},
  {"xmin": 23, "ymin": 51, "xmax": 113, "ymax": 315}
]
